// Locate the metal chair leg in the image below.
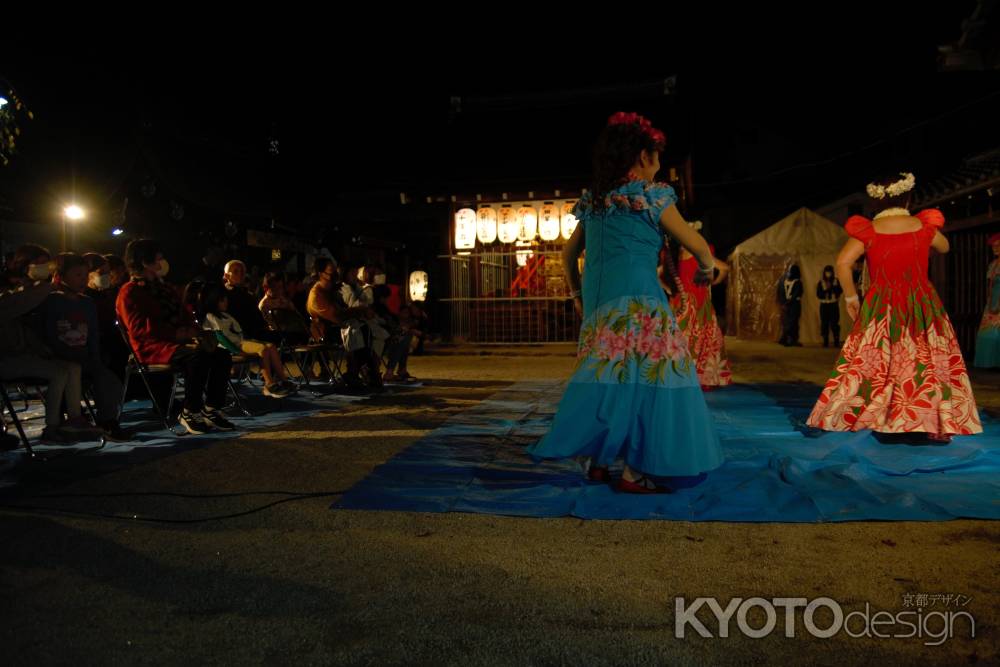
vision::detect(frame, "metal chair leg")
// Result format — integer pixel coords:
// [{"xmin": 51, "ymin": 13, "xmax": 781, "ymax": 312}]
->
[{"xmin": 1, "ymin": 384, "xmax": 34, "ymax": 457}]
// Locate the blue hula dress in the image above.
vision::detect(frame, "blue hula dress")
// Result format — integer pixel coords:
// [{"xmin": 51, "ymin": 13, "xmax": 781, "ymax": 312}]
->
[{"xmin": 527, "ymin": 180, "xmax": 724, "ymax": 476}]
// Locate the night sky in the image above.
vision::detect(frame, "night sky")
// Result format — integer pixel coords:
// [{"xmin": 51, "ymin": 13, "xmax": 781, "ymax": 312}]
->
[{"xmin": 3, "ymin": 7, "xmax": 999, "ymax": 257}]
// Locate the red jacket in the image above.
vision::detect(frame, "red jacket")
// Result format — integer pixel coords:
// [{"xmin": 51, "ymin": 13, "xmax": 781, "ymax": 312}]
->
[{"xmin": 116, "ymin": 280, "xmax": 194, "ymax": 365}]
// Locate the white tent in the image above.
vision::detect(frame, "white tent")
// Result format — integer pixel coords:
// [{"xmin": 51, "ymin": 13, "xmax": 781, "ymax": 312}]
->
[{"xmin": 725, "ymin": 207, "xmax": 850, "ymax": 345}]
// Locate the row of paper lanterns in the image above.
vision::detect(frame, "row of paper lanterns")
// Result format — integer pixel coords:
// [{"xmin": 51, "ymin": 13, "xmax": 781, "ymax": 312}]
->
[{"xmin": 454, "ymin": 202, "xmax": 579, "ymax": 250}]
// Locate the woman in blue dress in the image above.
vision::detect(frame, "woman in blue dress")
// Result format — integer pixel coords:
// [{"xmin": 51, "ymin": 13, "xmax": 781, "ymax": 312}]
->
[{"xmin": 528, "ymin": 112, "xmax": 724, "ymax": 494}]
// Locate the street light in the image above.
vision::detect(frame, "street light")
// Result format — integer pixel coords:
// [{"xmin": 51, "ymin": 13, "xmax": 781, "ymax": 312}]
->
[{"xmin": 62, "ymin": 204, "xmax": 85, "ymax": 251}]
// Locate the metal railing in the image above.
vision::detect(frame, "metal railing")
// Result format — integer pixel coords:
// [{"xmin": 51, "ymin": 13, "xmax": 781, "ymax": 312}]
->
[{"xmin": 440, "ymin": 245, "xmax": 582, "ymax": 343}]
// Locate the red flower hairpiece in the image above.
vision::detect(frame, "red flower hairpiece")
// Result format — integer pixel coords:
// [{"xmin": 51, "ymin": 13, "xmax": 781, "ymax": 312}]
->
[
  {"xmin": 988, "ymin": 231, "xmax": 1000, "ymax": 246},
  {"xmin": 607, "ymin": 111, "xmax": 665, "ymax": 147}
]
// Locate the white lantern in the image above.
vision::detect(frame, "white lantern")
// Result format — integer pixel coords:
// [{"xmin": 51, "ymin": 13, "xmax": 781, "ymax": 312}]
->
[
  {"xmin": 476, "ymin": 207, "xmax": 497, "ymax": 244},
  {"xmin": 408, "ymin": 270, "xmax": 429, "ymax": 302},
  {"xmin": 538, "ymin": 202, "xmax": 560, "ymax": 241},
  {"xmin": 515, "ymin": 241, "xmax": 533, "ymax": 267},
  {"xmin": 561, "ymin": 202, "xmax": 579, "ymax": 240},
  {"xmin": 455, "ymin": 208, "xmax": 476, "ymax": 250},
  {"xmin": 517, "ymin": 206, "xmax": 537, "ymax": 241},
  {"xmin": 497, "ymin": 206, "xmax": 519, "ymax": 243}
]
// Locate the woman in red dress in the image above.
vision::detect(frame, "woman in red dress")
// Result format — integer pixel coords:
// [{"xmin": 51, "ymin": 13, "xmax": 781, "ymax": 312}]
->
[
  {"xmin": 659, "ymin": 223, "xmax": 732, "ymax": 390},
  {"xmin": 807, "ymin": 173, "xmax": 982, "ymax": 441}
]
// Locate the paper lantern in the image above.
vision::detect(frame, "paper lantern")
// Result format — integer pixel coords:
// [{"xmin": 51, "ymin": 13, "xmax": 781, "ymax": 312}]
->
[
  {"xmin": 538, "ymin": 202, "xmax": 560, "ymax": 241},
  {"xmin": 561, "ymin": 202, "xmax": 579, "ymax": 240},
  {"xmin": 517, "ymin": 206, "xmax": 537, "ymax": 242},
  {"xmin": 455, "ymin": 208, "xmax": 476, "ymax": 250},
  {"xmin": 497, "ymin": 206, "xmax": 519, "ymax": 244},
  {"xmin": 476, "ymin": 207, "xmax": 497, "ymax": 244},
  {"xmin": 408, "ymin": 270, "xmax": 429, "ymax": 302}
]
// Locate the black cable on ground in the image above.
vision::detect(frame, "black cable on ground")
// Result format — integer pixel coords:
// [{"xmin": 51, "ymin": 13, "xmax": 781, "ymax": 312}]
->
[{"xmin": 0, "ymin": 490, "xmax": 348, "ymax": 524}]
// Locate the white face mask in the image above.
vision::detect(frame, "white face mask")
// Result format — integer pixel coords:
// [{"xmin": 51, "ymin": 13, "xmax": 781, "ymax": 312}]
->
[
  {"xmin": 27, "ymin": 262, "xmax": 52, "ymax": 281},
  {"xmin": 89, "ymin": 272, "xmax": 112, "ymax": 290},
  {"xmin": 156, "ymin": 258, "xmax": 170, "ymax": 278}
]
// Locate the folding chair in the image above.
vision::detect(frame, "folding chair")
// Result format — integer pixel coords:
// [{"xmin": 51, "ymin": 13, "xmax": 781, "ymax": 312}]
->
[
  {"xmin": 2, "ymin": 378, "xmax": 106, "ymax": 453},
  {"xmin": 117, "ymin": 320, "xmax": 183, "ymax": 435},
  {"xmin": 267, "ymin": 308, "xmax": 343, "ymax": 390},
  {"xmin": 224, "ymin": 354, "xmax": 254, "ymax": 418},
  {"xmin": 1, "ymin": 381, "xmax": 34, "ymax": 457},
  {"xmin": 307, "ymin": 315, "xmax": 349, "ymax": 381}
]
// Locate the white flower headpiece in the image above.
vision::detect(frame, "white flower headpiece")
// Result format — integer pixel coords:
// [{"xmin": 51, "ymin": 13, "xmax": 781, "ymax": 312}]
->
[
  {"xmin": 687, "ymin": 220, "xmax": 703, "ymax": 231},
  {"xmin": 866, "ymin": 172, "xmax": 915, "ymax": 200}
]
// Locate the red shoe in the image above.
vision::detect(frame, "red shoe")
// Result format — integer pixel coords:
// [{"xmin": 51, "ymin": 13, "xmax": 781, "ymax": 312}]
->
[
  {"xmin": 617, "ymin": 476, "xmax": 672, "ymax": 494},
  {"xmin": 587, "ymin": 466, "xmax": 611, "ymax": 482}
]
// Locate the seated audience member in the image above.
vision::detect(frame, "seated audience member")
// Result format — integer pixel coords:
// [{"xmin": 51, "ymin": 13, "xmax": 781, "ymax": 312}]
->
[
  {"xmin": 0, "ymin": 278, "xmax": 103, "ymax": 443},
  {"xmin": 117, "ymin": 239, "xmax": 235, "ymax": 435},
  {"xmin": 46, "ymin": 253, "xmax": 131, "ymax": 441},
  {"xmin": 198, "ymin": 281, "xmax": 295, "ymax": 398}
]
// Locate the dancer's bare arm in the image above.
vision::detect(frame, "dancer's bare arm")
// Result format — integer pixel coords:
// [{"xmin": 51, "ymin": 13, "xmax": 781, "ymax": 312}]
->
[
  {"xmin": 930, "ymin": 231, "xmax": 949, "ymax": 254},
  {"xmin": 836, "ymin": 238, "xmax": 865, "ymax": 321},
  {"xmin": 659, "ymin": 205, "xmax": 713, "ymax": 281}
]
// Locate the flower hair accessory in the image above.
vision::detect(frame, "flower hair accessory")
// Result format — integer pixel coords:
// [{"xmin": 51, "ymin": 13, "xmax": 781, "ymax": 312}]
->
[
  {"xmin": 607, "ymin": 111, "xmax": 666, "ymax": 147},
  {"xmin": 866, "ymin": 172, "xmax": 915, "ymax": 200}
]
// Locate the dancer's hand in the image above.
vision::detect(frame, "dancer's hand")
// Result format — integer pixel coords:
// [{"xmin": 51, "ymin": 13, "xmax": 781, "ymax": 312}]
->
[
  {"xmin": 573, "ymin": 296, "xmax": 583, "ymax": 318},
  {"xmin": 694, "ymin": 267, "xmax": 713, "ymax": 286},
  {"xmin": 847, "ymin": 300, "xmax": 860, "ymax": 322}
]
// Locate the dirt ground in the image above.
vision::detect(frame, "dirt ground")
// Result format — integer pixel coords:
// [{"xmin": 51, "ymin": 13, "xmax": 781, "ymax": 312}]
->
[{"xmin": 2, "ymin": 339, "xmax": 998, "ymax": 665}]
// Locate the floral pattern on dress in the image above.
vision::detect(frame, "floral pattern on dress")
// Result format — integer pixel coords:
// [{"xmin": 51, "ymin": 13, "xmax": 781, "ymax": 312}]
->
[
  {"xmin": 808, "ymin": 292, "xmax": 982, "ymax": 434},
  {"xmin": 671, "ymin": 290, "xmax": 732, "ymax": 387},
  {"xmin": 575, "ymin": 297, "xmax": 695, "ymax": 385}
]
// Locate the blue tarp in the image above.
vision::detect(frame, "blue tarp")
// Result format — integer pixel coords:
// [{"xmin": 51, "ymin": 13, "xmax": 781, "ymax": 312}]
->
[
  {"xmin": 334, "ymin": 381, "xmax": 1000, "ymax": 522},
  {"xmin": 0, "ymin": 388, "xmax": 371, "ymax": 489}
]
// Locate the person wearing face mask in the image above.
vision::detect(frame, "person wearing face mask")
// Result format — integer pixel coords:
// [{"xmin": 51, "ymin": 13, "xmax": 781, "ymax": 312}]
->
[
  {"xmin": 816, "ymin": 264, "xmax": 843, "ymax": 348},
  {"xmin": 356, "ymin": 266, "xmax": 376, "ymax": 306},
  {"xmin": 2, "ymin": 244, "xmax": 53, "ymax": 289},
  {"xmin": 83, "ymin": 253, "xmax": 112, "ymax": 290},
  {"xmin": 308, "ymin": 257, "xmax": 382, "ymax": 390},
  {"xmin": 339, "ymin": 265, "xmax": 363, "ymax": 308},
  {"xmin": 117, "ymin": 239, "xmax": 235, "ymax": 435},
  {"xmin": 83, "ymin": 252, "xmax": 117, "ymax": 332},
  {"xmin": 103, "ymin": 254, "xmax": 129, "ymax": 292},
  {"xmin": 354, "ymin": 265, "xmax": 390, "ymax": 358},
  {"xmin": 0, "ymin": 258, "xmax": 105, "ymax": 444},
  {"xmin": 45, "ymin": 253, "xmax": 131, "ymax": 441},
  {"xmin": 777, "ymin": 264, "xmax": 804, "ymax": 347},
  {"xmin": 80, "ymin": 253, "xmax": 131, "ymax": 382}
]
